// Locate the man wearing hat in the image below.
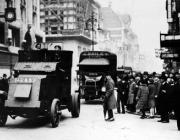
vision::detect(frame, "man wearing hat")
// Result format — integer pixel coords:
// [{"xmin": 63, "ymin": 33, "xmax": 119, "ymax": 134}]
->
[{"xmin": 103, "ymin": 75, "xmax": 116, "ymax": 121}]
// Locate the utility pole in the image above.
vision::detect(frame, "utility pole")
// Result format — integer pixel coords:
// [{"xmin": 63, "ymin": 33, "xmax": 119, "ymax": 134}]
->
[{"xmin": 85, "ymin": 12, "xmax": 97, "ymax": 51}]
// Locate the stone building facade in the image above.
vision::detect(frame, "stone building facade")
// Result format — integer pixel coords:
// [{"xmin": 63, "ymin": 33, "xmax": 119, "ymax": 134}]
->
[{"xmin": 0, "ymin": 0, "xmax": 44, "ymax": 77}]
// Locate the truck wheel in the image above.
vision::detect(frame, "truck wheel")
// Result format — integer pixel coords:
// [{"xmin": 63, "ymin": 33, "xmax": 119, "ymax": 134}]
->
[
  {"xmin": 0, "ymin": 99, "xmax": 7, "ymax": 127},
  {"xmin": 71, "ymin": 93, "xmax": 80, "ymax": 118},
  {"xmin": 50, "ymin": 99, "xmax": 61, "ymax": 128}
]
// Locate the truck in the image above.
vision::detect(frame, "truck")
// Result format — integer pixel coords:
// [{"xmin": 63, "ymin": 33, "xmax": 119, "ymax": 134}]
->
[
  {"xmin": 0, "ymin": 49, "xmax": 80, "ymax": 128},
  {"xmin": 78, "ymin": 51, "xmax": 117, "ymax": 101}
]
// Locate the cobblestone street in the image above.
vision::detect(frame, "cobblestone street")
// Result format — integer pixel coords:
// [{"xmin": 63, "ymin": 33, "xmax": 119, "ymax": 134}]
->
[{"xmin": 0, "ymin": 100, "xmax": 179, "ymax": 140}]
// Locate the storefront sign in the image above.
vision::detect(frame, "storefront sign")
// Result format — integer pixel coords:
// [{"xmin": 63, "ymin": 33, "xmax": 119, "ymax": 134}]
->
[{"xmin": 161, "ymin": 53, "xmax": 179, "ymax": 59}]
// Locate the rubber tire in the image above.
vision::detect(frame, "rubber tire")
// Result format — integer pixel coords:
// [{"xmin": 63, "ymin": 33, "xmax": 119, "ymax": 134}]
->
[
  {"xmin": 50, "ymin": 99, "xmax": 61, "ymax": 128},
  {"xmin": 71, "ymin": 93, "xmax": 80, "ymax": 118},
  {"xmin": 0, "ymin": 98, "xmax": 7, "ymax": 127}
]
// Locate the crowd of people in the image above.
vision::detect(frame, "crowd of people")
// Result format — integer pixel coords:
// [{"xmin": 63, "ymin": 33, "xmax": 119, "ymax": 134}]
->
[
  {"xmin": 114, "ymin": 71, "xmax": 180, "ymax": 131},
  {"xmin": 102, "ymin": 71, "xmax": 180, "ymax": 131},
  {"xmin": 0, "ymin": 72, "xmax": 179, "ymax": 131}
]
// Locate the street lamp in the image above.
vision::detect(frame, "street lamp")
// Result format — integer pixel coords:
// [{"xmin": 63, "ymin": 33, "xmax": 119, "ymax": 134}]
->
[{"xmin": 85, "ymin": 12, "xmax": 97, "ymax": 51}]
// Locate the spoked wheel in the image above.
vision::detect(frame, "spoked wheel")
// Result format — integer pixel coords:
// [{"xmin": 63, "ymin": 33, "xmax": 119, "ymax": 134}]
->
[
  {"xmin": 50, "ymin": 99, "xmax": 61, "ymax": 128},
  {"xmin": 0, "ymin": 98, "xmax": 7, "ymax": 127},
  {"xmin": 71, "ymin": 93, "xmax": 80, "ymax": 118}
]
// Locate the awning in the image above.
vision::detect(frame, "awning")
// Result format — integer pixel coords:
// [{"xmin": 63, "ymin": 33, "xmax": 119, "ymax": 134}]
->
[{"xmin": 79, "ymin": 58, "xmax": 109, "ymax": 66}]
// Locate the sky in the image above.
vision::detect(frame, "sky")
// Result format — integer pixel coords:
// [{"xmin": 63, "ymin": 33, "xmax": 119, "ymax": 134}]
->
[{"xmin": 96, "ymin": 0, "xmax": 167, "ymax": 72}]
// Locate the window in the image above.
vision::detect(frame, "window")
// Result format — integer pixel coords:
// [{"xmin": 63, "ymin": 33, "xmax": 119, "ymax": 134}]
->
[
  {"xmin": 45, "ymin": 27, "xmax": 49, "ymax": 34},
  {"xmin": 51, "ymin": 27, "xmax": 58, "ymax": 34},
  {"xmin": 78, "ymin": 46, "xmax": 82, "ymax": 56},
  {"xmin": 45, "ymin": 11, "xmax": 48, "ymax": 16},
  {"xmin": 50, "ymin": 0, "xmax": 57, "ymax": 4},
  {"xmin": 60, "ymin": 26, "xmax": 64, "ymax": 30},
  {"xmin": 51, "ymin": 10, "xmax": 57, "ymax": 15},
  {"xmin": 50, "ymin": 19, "xmax": 57, "ymax": 24},
  {"xmin": 33, "ymin": 13, "xmax": 37, "ymax": 27},
  {"xmin": 69, "ymin": 10, "xmax": 75, "ymax": 15},
  {"xmin": 68, "ymin": 23, "xmax": 74, "ymax": 29},
  {"xmin": 68, "ymin": 17, "xmax": 75, "ymax": 22},
  {"xmin": 64, "ymin": 17, "xmax": 68, "ymax": 22},
  {"xmin": 20, "ymin": 0, "xmax": 26, "ymax": 23},
  {"xmin": 64, "ymin": 24, "xmax": 68, "ymax": 29},
  {"xmin": 21, "ymin": 0, "xmax": 26, "ymax": 7},
  {"xmin": 44, "ymin": 0, "xmax": 48, "ymax": 5},
  {"xmin": 69, "ymin": 2, "xmax": 73, "ymax": 7},
  {"xmin": 45, "ymin": 19, "xmax": 49, "ymax": 24},
  {"xmin": 21, "ymin": 6, "xmax": 26, "ymax": 23},
  {"xmin": 0, "ymin": 23, "xmax": 5, "ymax": 44}
]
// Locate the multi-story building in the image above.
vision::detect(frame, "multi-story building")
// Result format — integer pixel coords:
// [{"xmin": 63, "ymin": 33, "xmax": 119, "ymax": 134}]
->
[
  {"xmin": 97, "ymin": 6, "xmax": 139, "ymax": 70},
  {"xmin": 160, "ymin": 0, "xmax": 180, "ymax": 73},
  {"xmin": 40, "ymin": 0, "xmax": 101, "ymax": 72},
  {"xmin": 0, "ymin": 0, "xmax": 44, "ymax": 76}
]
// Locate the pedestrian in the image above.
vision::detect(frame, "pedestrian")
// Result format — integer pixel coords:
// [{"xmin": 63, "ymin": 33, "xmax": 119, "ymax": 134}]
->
[
  {"xmin": 173, "ymin": 77, "xmax": 180, "ymax": 131},
  {"xmin": 136, "ymin": 80, "xmax": 149, "ymax": 119},
  {"xmin": 116, "ymin": 76, "xmax": 126, "ymax": 114},
  {"xmin": 126, "ymin": 77, "xmax": 135, "ymax": 112},
  {"xmin": 154, "ymin": 77, "xmax": 161, "ymax": 115},
  {"xmin": 127, "ymin": 76, "xmax": 139, "ymax": 113},
  {"xmin": 148, "ymin": 78, "xmax": 156, "ymax": 118},
  {"xmin": 103, "ymin": 75, "xmax": 116, "ymax": 121},
  {"xmin": 157, "ymin": 77, "xmax": 173, "ymax": 123}
]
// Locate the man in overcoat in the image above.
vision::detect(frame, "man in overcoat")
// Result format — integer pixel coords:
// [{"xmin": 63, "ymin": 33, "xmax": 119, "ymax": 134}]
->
[
  {"xmin": 116, "ymin": 76, "xmax": 126, "ymax": 114},
  {"xmin": 148, "ymin": 78, "xmax": 156, "ymax": 118},
  {"xmin": 136, "ymin": 80, "xmax": 149, "ymax": 119},
  {"xmin": 172, "ymin": 78, "xmax": 180, "ymax": 130},
  {"xmin": 103, "ymin": 75, "xmax": 116, "ymax": 121},
  {"xmin": 158, "ymin": 78, "xmax": 173, "ymax": 123}
]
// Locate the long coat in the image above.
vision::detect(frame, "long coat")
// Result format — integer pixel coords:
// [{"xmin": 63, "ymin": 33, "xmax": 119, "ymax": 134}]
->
[
  {"xmin": 136, "ymin": 84, "xmax": 149, "ymax": 110},
  {"xmin": 148, "ymin": 83, "xmax": 156, "ymax": 108},
  {"xmin": 105, "ymin": 76, "xmax": 116, "ymax": 110},
  {"xmin": 158, "ymin": 82, "xmax": 173, "ymax": 113},
  {"xmin": 127, "ymin": 81, "xmax": 138, "ymax": 105}
]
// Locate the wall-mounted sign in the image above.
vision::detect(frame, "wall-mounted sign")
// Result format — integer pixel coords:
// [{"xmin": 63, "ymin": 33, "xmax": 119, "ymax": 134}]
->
[{"xmin": 161, "ymin": 53, "xmax": 179, "ymax": 59}]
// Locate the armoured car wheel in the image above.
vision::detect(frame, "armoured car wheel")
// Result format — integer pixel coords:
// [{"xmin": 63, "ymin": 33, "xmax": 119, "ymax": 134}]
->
[
  {"xmin": 0, "ymin": 98, "xmax": 7, "ymax": 127},
  {"xmin": 50, "ymin": 99, "xmax": 61, "ymax": 128},
  {"xmin": 71, "ymin": 93, "xmax": 80, "ymax": 118}
]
